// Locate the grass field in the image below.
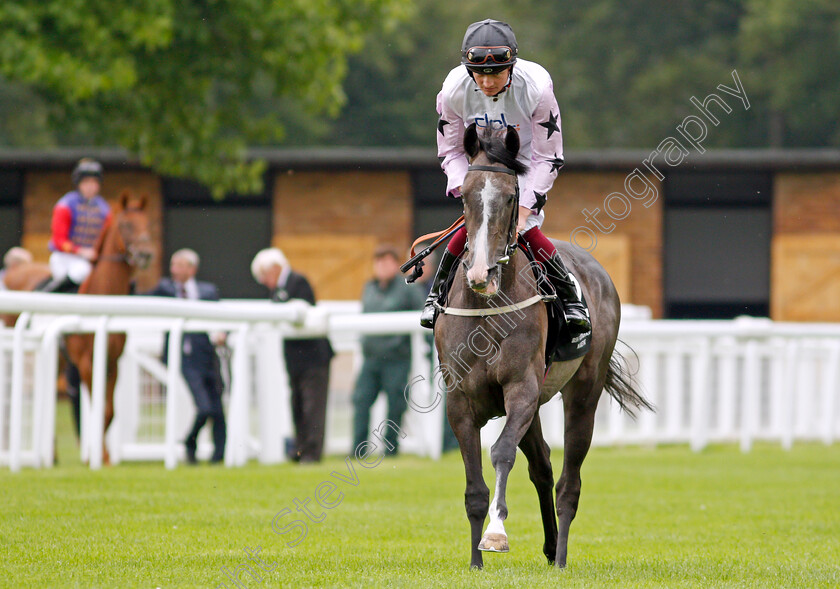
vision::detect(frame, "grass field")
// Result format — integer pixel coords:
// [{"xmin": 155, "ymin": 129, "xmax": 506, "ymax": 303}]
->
[{"xmin": 2, "ymin": 401, "xmax": 839, "ymax": 588}]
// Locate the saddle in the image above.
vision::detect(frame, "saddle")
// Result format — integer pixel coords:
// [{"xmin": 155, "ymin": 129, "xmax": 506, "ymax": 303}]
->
[{"xmin": 516, "ymin": 238, "xmax": 592, "ymax": 372}]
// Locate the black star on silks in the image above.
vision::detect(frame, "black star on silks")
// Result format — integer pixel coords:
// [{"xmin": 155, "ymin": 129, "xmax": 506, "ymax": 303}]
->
[
  {"xmin": 549, "ymin": 154, "xmax": 564, "ymax": 174},
  {"xmin": 438, "ymin": 118, "xmax": 450, "ymax": 135},
  {"xmin": 539, "ymin": 111, "xmax": 560, "ymax": 139},
  {"xmin": 534, "ymin": 192, "xmax": 547, "ymax": 213}
]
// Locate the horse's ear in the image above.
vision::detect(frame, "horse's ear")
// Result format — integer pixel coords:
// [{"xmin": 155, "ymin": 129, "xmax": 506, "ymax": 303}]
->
[
  {"xmin": 504, "ymin": 125, "xmax": 520, "ymax": 157},
  {"xmin": 464, "ymin": 122, "xmax": 480, "ymax": 159},
  {"xmin": 119, "ymin": 190, "xmax": 131, "ymax": 210},
  {"xmin": 138, "ymin": 193, "xmax": 148, "ymax": 210}
]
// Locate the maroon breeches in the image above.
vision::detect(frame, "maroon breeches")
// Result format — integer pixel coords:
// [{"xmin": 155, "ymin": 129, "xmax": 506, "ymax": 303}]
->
[{"xmin": 446, "ymin": 225, "xmax": 558, "ymax": 262}]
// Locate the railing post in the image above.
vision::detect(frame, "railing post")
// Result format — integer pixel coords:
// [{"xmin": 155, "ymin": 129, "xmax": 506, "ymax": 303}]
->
[
  {"xmin": 637, "ymin": 344, "xmax": 658, "ymax": 446},
  {"xmin": 780, "ymin": 339, "xmax": 798, "ymax": 450},
  {"xmin": 665, "ymin": 343, "xmax": 684, "ymax": 443},
  {"xmin": 164, "ymin": 319, "xmax": 184, "ymax": 470},
  {"xmin": 740, "ymin": 339, "xmax": 760, "ymax": 453},
  {"xmin": 227, "ymin": 323, "xmax": 251, "ymax": 467},
  {"xmin": 88, "ymin": 315, "xmax": 109, "ymax": 470},
  {"xmin": 9, "ymin": 312, "xmax": 31, "ymax": 472},
  {"xmin": 690, "ymin": 338, "xmax": 711, "ymax": 452},
  {"xmin": 256, "ymin": 331, "xmax": 287, "ymax": 464},
  {"xmin": 716, "ymin": 337, "xmax": 737, "ymax": 440},
  {"xmin": 408, "ymin": 331, "xmax": 441, "ymax": 459},
  {"xmin": 820, "ymin": 341, "xmax": 839, "ymax": 446}
]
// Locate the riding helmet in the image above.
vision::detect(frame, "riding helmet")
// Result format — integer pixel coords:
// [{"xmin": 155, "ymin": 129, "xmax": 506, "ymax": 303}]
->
[
  {"xmin": 461, "ymin": 19, "xmax": 518, "ymax": 74},
  {"xmin": 71, "ymin": 158, "xmax": 104, "ymax": 185}
]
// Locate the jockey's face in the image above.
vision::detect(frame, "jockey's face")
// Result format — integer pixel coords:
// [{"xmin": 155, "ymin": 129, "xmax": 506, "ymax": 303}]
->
[
  {"xmin": 78, "ymin": 177, "xmax": 100, "ymax": 200},
  {"xmin": 473, "ymin": 68, "xmax": 511, "ymax": 97}
]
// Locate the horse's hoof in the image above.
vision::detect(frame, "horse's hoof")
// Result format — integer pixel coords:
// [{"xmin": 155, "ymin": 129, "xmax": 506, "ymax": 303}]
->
[{"xmin": 478, "ymin": 533, "xmax": 509, "ymax": 553}]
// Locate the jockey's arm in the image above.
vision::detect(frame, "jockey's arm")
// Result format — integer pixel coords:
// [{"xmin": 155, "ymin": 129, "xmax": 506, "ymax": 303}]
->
[
  {"xmin": 523, "ymin": 82, "xmax": 565, "ymax": 214},
  {"xmin": 50, "ymin": 205, "xmax": 77, "ymax": 253},
  {"xmin": 436, "ymin": 91, "xmax": 468, "ymax": 199}
]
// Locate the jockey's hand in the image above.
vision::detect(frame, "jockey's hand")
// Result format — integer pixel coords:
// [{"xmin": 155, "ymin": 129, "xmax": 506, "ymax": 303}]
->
[
  {"xmin": 77, "ymin": 247, "xmax": 97, "ymax": 262},
  {"xmin": 516, "ymin": 206, "xmax": 532, "ymax": 233}
]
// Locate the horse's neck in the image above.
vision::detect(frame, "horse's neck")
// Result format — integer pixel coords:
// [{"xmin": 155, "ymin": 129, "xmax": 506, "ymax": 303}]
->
[{"xmin": 82, "ymin": 227, "xmax": 131, "ymax": 295}]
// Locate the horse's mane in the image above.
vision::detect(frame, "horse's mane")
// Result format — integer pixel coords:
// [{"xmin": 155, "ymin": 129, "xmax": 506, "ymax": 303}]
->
[
  {"xmin": 478, "ymin": 134, "xmax": 529, "ymax": 176},
  {"xmin": 91, "ymin": 214, "xmax": 114, "ymax": 258}
]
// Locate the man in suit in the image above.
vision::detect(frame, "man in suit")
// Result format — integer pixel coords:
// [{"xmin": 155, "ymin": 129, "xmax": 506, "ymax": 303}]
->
[
  {"xmin": 147, "ymin": 248, "xmax": 226, "ymax": 464},
  {"xmin": 251, "ymin": 247, "xmax": 334, "ymax": 463}
]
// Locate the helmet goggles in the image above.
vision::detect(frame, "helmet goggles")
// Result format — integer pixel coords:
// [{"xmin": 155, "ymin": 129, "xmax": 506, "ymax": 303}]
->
[{"xmin": 465, "ymin": 46, "xmax": 514, "ymax": 66}]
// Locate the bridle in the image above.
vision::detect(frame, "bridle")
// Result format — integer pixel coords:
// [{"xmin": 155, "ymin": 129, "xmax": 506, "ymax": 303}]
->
[
  {"xmin": 96, "ymin": 209, "xmax": 153, "ymax": 267},
  {"xmin": 466, "ymin": 163, "xmax": 520, "ymax": 263}
]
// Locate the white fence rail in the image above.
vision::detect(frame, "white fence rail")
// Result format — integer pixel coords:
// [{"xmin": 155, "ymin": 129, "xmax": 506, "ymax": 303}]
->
[{"xmin": 2, "ymin": 291, "xmax": 839, "ymax": 472}]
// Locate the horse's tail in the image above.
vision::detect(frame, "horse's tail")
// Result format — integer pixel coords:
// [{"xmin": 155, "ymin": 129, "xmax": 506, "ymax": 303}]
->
[{"xmin": 604, "ymin": 340, "xmax": 655, "ymax": 417}]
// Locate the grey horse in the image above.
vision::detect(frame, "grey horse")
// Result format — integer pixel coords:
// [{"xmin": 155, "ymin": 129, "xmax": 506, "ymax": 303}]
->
[{"xmin": 435, "ymin": 123, "xmax": 652, "ymax": 569}]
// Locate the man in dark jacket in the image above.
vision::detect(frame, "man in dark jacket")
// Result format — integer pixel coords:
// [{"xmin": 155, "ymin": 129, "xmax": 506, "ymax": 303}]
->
[
  {"xmin": 352, "ymin": 245, "xmax": 424, "ymax": 455},
  {"xmin": 252, "ymin": 247, "xmax": 334, "ymax": 463},
  {"xmin": 147, "ymin": 248, "xmax": 226, "ymax": 464}
]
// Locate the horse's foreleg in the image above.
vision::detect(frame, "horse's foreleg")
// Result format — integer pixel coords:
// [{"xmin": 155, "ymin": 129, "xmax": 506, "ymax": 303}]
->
[
  {"xmin": 447, "ymin": 394, "xmax": 489, "ymax": 570},
  {"xmin": 518, "ymin": 414, "xmax": 557, "ymax": 564},
  {"xmin": 480, "ymin": 380, "xmax": 540, "ymax": 554},
  {"xmin": 555, "ymin": 377, "xmax": 601, "ymax": 568}
]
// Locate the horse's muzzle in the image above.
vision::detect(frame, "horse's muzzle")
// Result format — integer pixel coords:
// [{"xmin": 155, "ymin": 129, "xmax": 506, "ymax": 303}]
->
[
  {"xmin": 128, "ymin": 247, "xmax": 154, "ymax": 270},
  {"xmin": 468, "ymin": 266, "xmax": 499, "ymax": 296}
]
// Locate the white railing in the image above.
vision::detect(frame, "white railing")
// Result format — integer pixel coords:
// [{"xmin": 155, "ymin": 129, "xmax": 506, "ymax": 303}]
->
[{"xmin": 1, "ymin": 291, "xmax": 839, "ymax": 472}]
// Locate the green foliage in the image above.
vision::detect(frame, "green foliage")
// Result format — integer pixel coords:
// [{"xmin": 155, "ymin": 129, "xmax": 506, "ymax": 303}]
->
[
  {"xmin": 0, "ymin": 0, "xmax": 410, "ymax": 196},
  {"xmin": 327, "ymin": 0, "xmax": 839, "ymax": 149},
  {"xmin": 1, "ymin": 0, "xmax": 838, "ymax": 183},
  {"xmin": 739, "ymin": 0, "xmax": 840, "ymax": 145}
]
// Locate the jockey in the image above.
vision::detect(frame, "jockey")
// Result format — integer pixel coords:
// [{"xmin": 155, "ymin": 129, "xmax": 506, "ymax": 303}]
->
[
  {"xmin": 42, "ymin": 158, "xmax": 112, "ymax": 293},
  {"xmin": 420, "ymin": 18, "xmax": 590, "ymax": 334}
]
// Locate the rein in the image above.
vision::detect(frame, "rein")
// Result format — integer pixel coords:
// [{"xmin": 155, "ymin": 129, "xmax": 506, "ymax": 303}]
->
[{"xmin": 401, "ymin": 216, "xmax": 465, "ymax": 283}]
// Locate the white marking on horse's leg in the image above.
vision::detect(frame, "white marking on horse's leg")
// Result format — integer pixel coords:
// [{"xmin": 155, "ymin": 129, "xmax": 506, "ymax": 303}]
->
[
  {"xmin": 466, "ymin": 179, "xmax": 496, "ymax": 286},
  {"xmin": 479, "ymin": 478, "xmax": 509, "ymax": 552},
  {"xmin": 485, "ymin": 496, "xmax": 506, "ymax": 536}
]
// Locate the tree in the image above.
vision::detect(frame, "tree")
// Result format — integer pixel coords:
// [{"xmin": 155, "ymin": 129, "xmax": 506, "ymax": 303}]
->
[
  {"xmin": 0, "ymin": 0, "xmax": 410, "ymax": 196},
  {"xmin": 738, "ymin": 0, "xmax": 840, "ymax": 146}
]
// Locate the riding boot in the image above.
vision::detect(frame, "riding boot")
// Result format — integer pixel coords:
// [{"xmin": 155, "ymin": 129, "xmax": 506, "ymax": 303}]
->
[
  {"xmin": 420, "ymin": 250, "xmax": 459, "ymax": 329},
  {"xmin": 38, "ymin": 276, "xmax": 78, "ymax": 294},
  {"xmin": 543, "ymin": 252, "xmax": 591, "ymax": 336}
]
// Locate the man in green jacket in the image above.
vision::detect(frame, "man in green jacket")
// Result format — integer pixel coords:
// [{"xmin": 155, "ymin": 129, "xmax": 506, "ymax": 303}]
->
[{"xmin": 352, "ymin": 244, "xmax": 425, "ymax": 456}]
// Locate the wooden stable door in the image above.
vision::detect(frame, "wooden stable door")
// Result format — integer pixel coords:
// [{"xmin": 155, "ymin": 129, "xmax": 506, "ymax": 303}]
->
[{"xmin": 772, "ymin": 234, "xmax": 840, "ymax": 321}]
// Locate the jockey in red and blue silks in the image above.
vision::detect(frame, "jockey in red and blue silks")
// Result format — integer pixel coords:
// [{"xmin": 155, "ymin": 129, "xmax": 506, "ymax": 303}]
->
[
  {"xmin": 43, "ymin": 158, "xmax": 112, "ymax": 293},
  {"xmin": 420, "ymin": 19, "xmax": 590, "ymax": 335}
]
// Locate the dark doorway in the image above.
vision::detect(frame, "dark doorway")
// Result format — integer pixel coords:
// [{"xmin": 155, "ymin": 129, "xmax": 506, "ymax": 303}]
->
[
  {"xmin": 0, "ymin": 170, "xmax": 24, "ymax": 259},
  {"xmin": 664, "ymin": 171, "xmax": 772, "ymax": 319},
  {"xmin": 162, "ymin": 178, "xmax": 272, "ymax": 299}
]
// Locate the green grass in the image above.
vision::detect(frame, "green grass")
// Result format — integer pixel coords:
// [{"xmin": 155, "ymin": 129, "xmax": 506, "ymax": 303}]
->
[{"xmin": 2, "ymin": 402, "xmax": 839, "ymax": 588}]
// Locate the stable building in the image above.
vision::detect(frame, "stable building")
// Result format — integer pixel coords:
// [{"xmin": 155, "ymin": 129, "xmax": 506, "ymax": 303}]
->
[{"xmin": 1, "ymin": 147, "xmax": 839, "ymax": 321}]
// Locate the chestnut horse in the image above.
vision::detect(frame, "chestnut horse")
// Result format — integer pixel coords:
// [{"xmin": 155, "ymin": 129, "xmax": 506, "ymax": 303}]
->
[
  {"xmin": 4, "ymin": 190, "xmax": 154, "ymax": 463},
  {"xmin": 436, "ymin": 124, "xmax": 652, "ymax": 569}
]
